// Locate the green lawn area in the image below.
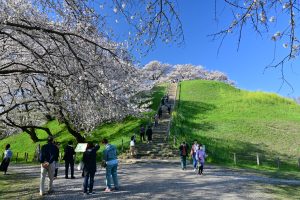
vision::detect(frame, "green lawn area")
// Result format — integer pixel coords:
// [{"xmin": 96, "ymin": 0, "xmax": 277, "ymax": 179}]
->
[
  {"xmin": 0, "ymin": 84, "xmax": 167, "ymax": 162},
  {"xmin": 172, "ymin": 80, "xmax": 300, "ymax": 175}
]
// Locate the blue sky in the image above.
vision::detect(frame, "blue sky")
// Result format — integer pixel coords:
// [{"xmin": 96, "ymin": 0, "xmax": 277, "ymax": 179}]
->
[{"xmin": 134, "ymin": 1, "xmax": 300, "ymax": 98}]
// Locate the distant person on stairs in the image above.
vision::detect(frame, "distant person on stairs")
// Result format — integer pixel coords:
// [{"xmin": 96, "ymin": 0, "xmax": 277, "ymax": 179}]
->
[
  {"xmin": 140, "ymin": 125, "xmax": 145, "ymax": 142},
  {"xmin": 154, "ymin": 114, "xmax": 159, "ymax": 127},
  {"xmin": 158, "ymin": 106, "xmax": 163, "ymax": 119},
  {"xmin": 146, "ymin": 126, "xmax": 153, "ymax": 143},
  {"xmin": 190, "ymin": 140, "xmax": 199, "ymax": 171},
  {"xmin": 179, "ymin": 142, "xmax": 189, "ymax": 170}
]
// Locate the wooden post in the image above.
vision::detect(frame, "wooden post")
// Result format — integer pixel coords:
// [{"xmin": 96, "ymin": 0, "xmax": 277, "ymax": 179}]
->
[
  {"xmin": 276, "ymin": 157, "xmax": 280, "ymax": 169},
  {"xmin": 233, "ymin": 153, "xmax": 237, "ymax": 165},
  {"xmin": 256, "ymin": 153, "xmax": 260, "ymax": 166},
  {"xmin": 24, "ymin": 152, "xmax": 26, "ymax": 162},
  {"xmin": 121, "ymin": 139, "xmax": 124, "ymax": 153},
  {"xmin": 173, "ymin": 137, "xmax": 176, "ymax": 146},
  {"xmin": 15, "ymin": 152, "xmax": 18, "ymax": 163},
  {"xmin": 298, "ymin": 158, "xmax": 300, "ymax": 169}
]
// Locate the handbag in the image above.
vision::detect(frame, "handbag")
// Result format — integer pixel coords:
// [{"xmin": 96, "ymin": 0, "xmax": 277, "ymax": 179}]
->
[
  {"xmin": 77, "ymin": 161, "xmax": 84, "ymax": 171},
  {"xmin": 42, "ymin": 161, "xmax": 50, "ymax": 169}
]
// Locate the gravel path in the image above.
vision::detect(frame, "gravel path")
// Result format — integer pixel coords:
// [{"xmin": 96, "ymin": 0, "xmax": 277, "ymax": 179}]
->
[{"xmin": 9, "ymin": 160, "xmax": 300, "ymax": 200}]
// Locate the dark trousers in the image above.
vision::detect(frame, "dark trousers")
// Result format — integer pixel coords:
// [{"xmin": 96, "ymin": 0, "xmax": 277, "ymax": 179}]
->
[
  {"xmin": 140, "ymin": 133, "xmax": 145, "ymax": 141},
  {"xmin": 180, "ymin": 156, "xmax": 187, "ymax": 169},
  {"xmin": 83, "ymin": 171, "xmax": 95, "ymax": 193},
  {"xmin": 65, "ymin": 160, "xmax": 74, "ymax": 177},
  {"xmin": 54, "ymin": 168, "xmax": 58, "ymax": 177},
  {"xmin": 0, "ymin": 158, "xmax": 10, "ymax": 174},
  {"xmin": 198, "ymin": 163, "xmax": 204, "ymax": 174}
]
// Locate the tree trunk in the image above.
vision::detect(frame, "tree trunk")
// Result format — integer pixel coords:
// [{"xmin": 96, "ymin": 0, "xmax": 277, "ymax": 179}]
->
[
  {"xmin": 65, "ymin": 122, "xmax": 85, "ymax": 142},
  {"xmin": 22, "ymin": 128, "xmax": 39, "ymax": 142}
]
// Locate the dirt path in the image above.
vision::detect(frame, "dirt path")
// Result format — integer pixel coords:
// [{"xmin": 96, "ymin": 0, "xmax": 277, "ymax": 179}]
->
[{"xmin": 7, "ymin": 160, "xmax": 300, "ymax": 200}]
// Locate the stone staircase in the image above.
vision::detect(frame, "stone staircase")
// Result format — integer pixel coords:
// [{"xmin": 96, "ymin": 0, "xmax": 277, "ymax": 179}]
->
[{"xmin": 126, "ymin": 83, "xmax": 178, "ymax": 159}]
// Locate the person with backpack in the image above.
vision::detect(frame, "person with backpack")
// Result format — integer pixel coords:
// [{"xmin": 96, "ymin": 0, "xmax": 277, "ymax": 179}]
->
[
  {"xmin": 0, "ymin": 144, "xmax": 13, "ymax": 175},
  {"xmin": 196, "ymin": 144, "xmax": 207, "ymax": 175},
  {"xmin": 179, "ymin": 142, "xmax": 189, "ymax": 170},
  {"xmin": 190, "ymin": 140, "xmax": 199, "ymax": 171},
  {"xmin": 158, "ymin": 106, "xmax": 163, "ymax": 119}
]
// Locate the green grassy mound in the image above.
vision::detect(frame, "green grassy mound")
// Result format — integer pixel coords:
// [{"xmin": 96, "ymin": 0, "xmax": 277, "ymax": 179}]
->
[{"xmin": 172, "ymin": 80, "xmax": 300, "ymax": 173}]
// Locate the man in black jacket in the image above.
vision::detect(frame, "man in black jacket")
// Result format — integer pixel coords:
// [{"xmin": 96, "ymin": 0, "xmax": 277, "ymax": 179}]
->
[
  {"xmin": 39, "ymin": 136, "xmax": 59, "ymax": 196},
  {"xmin": 63, "ymin": 141, "xmax": 76, "ymax": 179}
]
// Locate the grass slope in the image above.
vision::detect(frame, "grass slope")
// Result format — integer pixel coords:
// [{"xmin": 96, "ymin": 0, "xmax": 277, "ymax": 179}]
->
[
  {"xmin": 0, "ymin": 84, "xmax": 166, "ymax": 162},
  {"xmin": 172, "ymin": 80, "xmax": 300, "ymax": 173}
]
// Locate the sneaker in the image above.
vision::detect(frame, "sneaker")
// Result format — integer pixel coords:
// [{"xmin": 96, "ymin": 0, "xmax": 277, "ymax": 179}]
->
[
  {"xmin": 104, "ymin": 188, "xmax": 112, "ymax": 192},
  {"xmin": 83, "ymin": 192, "xmax": 89, "ymax": 196},
  {"xmin": 71, "ymin": 176, "xmax": 76, "ymax": 179},
  {"xmin": 193, "ymin": 168, "xmax": 196, "ymax": 172},
  {"xmin": 114, "ymin": 187, "xmax": 120, "ymax": 191},
  {"xmin": 89, "ymin": 191, "xmax": 95, "ymax": 195},
  {"xmin": 39, "ymin": 192, "xmax": 45, "ymax": 196},
  {"xmin": 65, "ymin": 176, "xmax": 69, "ymax": 179}
]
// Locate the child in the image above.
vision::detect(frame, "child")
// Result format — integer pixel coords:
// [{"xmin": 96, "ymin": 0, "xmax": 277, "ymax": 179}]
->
[{"xmin": 196, "ymin": 144, "xmax": 207, "ymax": 175}]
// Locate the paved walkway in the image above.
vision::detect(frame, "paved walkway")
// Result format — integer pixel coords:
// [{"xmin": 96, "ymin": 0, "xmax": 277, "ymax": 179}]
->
[{"xmin": 8, "ymin": 161, "xmax": 300, "ymax": 200}]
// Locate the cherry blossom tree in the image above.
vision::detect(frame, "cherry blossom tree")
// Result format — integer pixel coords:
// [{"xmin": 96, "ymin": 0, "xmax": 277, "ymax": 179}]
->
[
  {"xmin": 0, "ymin": 0, "xmax": 158, "ymax": 142},
  {"xmin": 168, "ymin": 64, "xmax": 207, "ymax": 81},
  {"xmin": 141, "ymin": 60, "xmax": 172, "ymax": 82}
]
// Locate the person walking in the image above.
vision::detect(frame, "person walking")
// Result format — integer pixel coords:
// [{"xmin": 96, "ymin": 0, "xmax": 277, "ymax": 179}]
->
[
  {"xmin": 146, "ymin": 126, "xmax": 153, "ymax": 143},
  {"xmin": 102, "ymin": 138, "xmax": 119, "ymax": 192},
  {"xmin": 154, "ymin": 114, "xmax": 159, "ymax": 127},
  {"xmin": 0, "ymin": 144, "xmax": 13, "ymax": 175},
  {"xmin": 139, "ymin": 125, "xmax": 145, "ymax": 142},
  {"xmin": 158, "ymin": 106, "xmax": 163, "ymax": 119},
  {"xmin": 82, "ymin": 142, "xmax": 100, "ymax": 195},
  {"xmin": 190, "ymin": 140, "xmax": 199, "ymax": 171},
  {"xmin": 196, "ymin": 144, "xmax": 207, "ymax": 175},
  {"xmin": 39, "ymin": 136, "xmax": 59, "ymax": 196},
  {"xmin": 130, "ymin": 135, "xmax": 136, "ymax": 157},
  {"xmin": 179, "ymin": 142, "xmax": 189, "ymax": 170},
  {"xmin": 63, "ymin": 141, "xmax": 76, "ymax": 179}
]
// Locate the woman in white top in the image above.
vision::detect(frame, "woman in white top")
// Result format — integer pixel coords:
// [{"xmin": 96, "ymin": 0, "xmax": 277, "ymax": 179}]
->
[
  {"xmin": 0, "ymin": 144, "xmax": 13, "ymax": 174},
  {"xmin": 130, "ymin": 136, "xmax": 136, "ymax": 157}
]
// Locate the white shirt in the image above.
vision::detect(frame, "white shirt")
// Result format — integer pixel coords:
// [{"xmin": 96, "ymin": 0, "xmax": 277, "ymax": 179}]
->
[{"xmin": 130, "ymin": 140, "xmax": 135, "ymax": 147}]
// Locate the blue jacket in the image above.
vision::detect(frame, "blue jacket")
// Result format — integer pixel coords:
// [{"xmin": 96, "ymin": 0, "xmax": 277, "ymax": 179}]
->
[{"xmin": 103, "ymin": 144, "xmax": 118, "ymax": 165}]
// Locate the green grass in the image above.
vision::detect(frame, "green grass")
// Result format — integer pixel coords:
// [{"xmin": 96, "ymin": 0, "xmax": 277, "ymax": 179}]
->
[
  {"xmin": 172, "ymin": 80, "xmax": 300, "ymax": 176},
  {"xmin": 0, "ymin": 84, "xmax": 167, "ymax": 163}
]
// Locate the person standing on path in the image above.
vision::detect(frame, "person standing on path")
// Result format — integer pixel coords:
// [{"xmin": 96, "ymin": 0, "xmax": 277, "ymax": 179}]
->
[
  {"xmin": 102, "ymin": 138, "xmax": 119, "ymax": 192},
  {"xmin": 179, "ymin": 142, "xmax": 189, "ymax": 170},
  {"xmin": 63, "ymin": 141, "xmax": 76, "ymax": 179},
  {"xmin": 190, "ymin": 140, "xmax": 199, "ymax": 171},
  {"xmin": 146, "ymin": 126, "xmax": 153, "ymax": 143},
  {"xmin": 140, "ymin": 125, "xmax": 145, "ymax": 142},
  {"xmin": 196, "ymin": 144, "xmax": 207, "ymax": 175},
  {"xmin": 39, "ymin": 136, "xmax": 59, "ymax": 196},
  {"xmin": 82, "ymin": 142, "xmax": 100, "ymax": 195},
  {"xmin": 0, "ymin": 144, "xmax": 13, "ymax": 175}
]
